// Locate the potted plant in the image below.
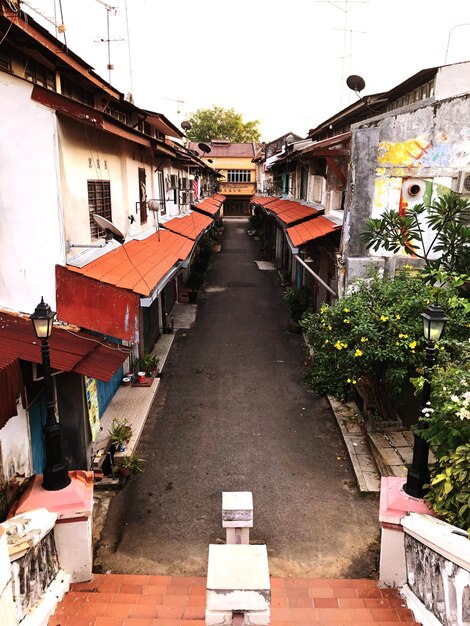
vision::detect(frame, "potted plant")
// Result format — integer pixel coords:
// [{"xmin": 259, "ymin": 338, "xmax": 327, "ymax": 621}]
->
[
  {"xmin": 109, "ymin": 419, "xmax": 133, "ymax": 453},
  {"xmin": 119, "ymin": 452, "xmax": 145, "ymax": 477},
  {"xmin": 136, "ymin": 354, "xmax": 159, "ymax": 377}
]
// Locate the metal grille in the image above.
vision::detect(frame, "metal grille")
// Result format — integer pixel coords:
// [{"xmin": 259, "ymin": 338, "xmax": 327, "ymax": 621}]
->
[{"xmin": 88, "ymin": 180, "xmax": 112, "ymax": 239}]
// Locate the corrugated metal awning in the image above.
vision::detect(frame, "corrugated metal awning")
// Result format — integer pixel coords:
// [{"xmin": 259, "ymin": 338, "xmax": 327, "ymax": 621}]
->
[
  {"xmin": 286, "ymin": 215, "xmax": 342, "ymax": 248},
  {"xmin": 0, "ymin": 312, "xmax": 130, "ymax": 383},
  {"xmin": 161, "ymin": 211, "xmax": 213, "ymax": 241}
]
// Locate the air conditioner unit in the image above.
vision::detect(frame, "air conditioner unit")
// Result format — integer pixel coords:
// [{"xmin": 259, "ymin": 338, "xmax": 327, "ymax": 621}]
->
[
  {"xmin": 458, "ymin": 171, "xmax": 470, "ymax": 195},
  {"xmin": 170, "ymin": 174, "xmax": 178, "ymax": 188}
]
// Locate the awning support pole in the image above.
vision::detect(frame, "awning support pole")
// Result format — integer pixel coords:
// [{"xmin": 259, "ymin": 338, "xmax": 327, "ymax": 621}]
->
[{"xmin": 293, "ymin": 255, "xmax": 337, "ymax": 296}]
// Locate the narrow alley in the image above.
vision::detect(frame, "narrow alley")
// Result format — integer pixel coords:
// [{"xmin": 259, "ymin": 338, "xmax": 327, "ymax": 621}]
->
[{"xmin": 95, "ymin": 218, "xmax": 379, "ymax": 578}]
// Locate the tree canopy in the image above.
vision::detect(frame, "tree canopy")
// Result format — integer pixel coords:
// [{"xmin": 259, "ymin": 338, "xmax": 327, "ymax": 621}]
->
[{"xmin": 185, "ymin": 106, "xmax": 261, "ymax": 143}]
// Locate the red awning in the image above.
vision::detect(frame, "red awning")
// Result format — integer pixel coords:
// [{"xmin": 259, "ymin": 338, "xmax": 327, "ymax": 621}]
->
[
  {"xmin": 251, "ymin": 196, "xmax": 280, "ymax": 206},
  {"xmin": 0, "ymin": 356, "xmax": 24, "ymax": 429},
  {"xmin": 0, "ymin": 312, "xmax": 130, "ymax": 383},
  {"xmin": 265, "ymin": 199, "xmax": 320, "ymax": 226},
  {"xmin": 287, "ymin": 216, "xmax": 342, "ymax": 248},
  {"xmin": 162, "ymin": 212, "xmax": 213, "ymax": 241},
  {"xmin": 194, "ymin": 198, "xmax": 222, "ymax": 217}
]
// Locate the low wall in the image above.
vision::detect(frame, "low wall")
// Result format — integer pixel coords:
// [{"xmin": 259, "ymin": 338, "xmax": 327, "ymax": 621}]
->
[{"xmin": 401, "ymin": 513, "xmax": 470, "ymax": 626}]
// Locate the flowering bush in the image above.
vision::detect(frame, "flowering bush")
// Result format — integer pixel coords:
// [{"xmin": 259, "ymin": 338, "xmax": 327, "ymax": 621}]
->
[
  {"xmin": 424, "ymin": 444, "xmax": 470, "ymax": 533},
  {"xmin": 301, "ymin": 271, "xmax": 470, "ymax": 419},
  {"xmin": 413, "ymin": 345, "xmax": 470, "ymax": 457}
]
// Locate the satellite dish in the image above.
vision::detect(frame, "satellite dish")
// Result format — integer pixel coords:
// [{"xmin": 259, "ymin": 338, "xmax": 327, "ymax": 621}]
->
[
  {"xmin": 181, "ymin": 120, "xmax": 192, "ymax": 131},
  {"xmin": 198, "ymin": 142, "xmax": 211, "ymax": 154},
  {"xmin": 92, "ymin": 214, "xmax": 125, "ymax": 244},
  {"xmin": 346, "ymin": 74, "xmax": 366, "ymax": 93}
]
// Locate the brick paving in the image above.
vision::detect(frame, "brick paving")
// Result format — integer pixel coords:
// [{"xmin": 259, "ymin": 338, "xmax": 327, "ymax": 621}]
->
[{"xmin": 48, "ymin": 574, "xmax": 419, "ymax": 625}]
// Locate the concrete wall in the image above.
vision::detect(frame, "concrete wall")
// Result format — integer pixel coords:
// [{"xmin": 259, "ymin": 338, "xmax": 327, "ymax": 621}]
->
[{"xmin": 341, "ymin": 93, "xmax": 470, "ymax": 291}]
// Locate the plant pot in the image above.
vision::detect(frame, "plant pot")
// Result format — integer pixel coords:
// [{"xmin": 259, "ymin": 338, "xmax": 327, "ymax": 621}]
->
[
  {"xmin": 122, "ymin": 377, "xmax": 132, "ymax": 386},
  {"xmin": 137, "ymin": 371, "xmax": 146, "ymax": 383}
]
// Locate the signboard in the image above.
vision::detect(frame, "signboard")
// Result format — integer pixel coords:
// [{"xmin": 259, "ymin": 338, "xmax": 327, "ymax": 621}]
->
[
  {"xmin": 220, "ymin": 183, "xmax": 256, "ymax": 195},
  {"xmin": 85, "ymin": 376, "xmax": 100, "ymax": 442}
]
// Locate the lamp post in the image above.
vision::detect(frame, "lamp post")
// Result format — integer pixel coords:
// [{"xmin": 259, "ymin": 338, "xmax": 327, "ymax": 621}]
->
[
  {"xmin": 31, "ymin": 297, "xmax": 71, "ymax": 491},
  {"xmin": 404, "ymin": 303, "xmax": 447, "ymax": 498}
]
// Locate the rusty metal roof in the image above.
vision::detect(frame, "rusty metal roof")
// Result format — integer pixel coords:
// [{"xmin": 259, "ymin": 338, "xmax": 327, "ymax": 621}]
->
[{"xmin": 0, "ymin": 312, "xmax": 130, "ymax": 383}]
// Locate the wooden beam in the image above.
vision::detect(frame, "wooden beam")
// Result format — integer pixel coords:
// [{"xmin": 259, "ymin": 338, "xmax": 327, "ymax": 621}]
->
[{"xmin": 326, "ymin": 157, "xmax": 347, "ymax": 186}]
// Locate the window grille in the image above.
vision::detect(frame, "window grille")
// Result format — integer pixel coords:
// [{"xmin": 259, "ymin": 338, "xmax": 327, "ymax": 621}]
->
[{"xmin": 88, "ymin": 180, "xmax": 112, "ymax": 239}]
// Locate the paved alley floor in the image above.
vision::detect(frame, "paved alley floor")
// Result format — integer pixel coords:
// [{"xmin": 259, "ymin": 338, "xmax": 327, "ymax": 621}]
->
[{"xmin": 95, "ymin": 218, "xmax": 380, "ymax": 578}]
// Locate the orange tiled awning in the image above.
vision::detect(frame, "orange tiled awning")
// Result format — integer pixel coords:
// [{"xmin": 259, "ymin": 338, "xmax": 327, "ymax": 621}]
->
[
  {"xmin": 162, "ymin": 211, "xmax": 213, "ymax": 241},
  {"xmin": 265, "ymin": 199, "xmax": 320, "ymax": 226},
  {"xmin": 66, "ymin": 230, "xmax": 194, "ymax": 296},
  {"xmin": 251, "ymin": 196, "xmax": 280, "ymax": 206},
  {"xmin": 287, "ymin": 216, "xmax": 342, "ymax": 248},
  {"xmin": 193, "ymin": 193, "xmax": 225, "ymax": 217}
]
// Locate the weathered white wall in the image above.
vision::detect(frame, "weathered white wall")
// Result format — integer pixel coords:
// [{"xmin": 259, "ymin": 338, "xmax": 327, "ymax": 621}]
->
[
  {"xmin": 0, "ymin": 76, "xmax": 63, "ymax": 312},
  {"xmin": 0, "ymin": 404, "xmax": 32, "ymax": 482}
]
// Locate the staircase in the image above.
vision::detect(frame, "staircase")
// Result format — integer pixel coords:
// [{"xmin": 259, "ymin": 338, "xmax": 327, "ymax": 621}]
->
[{"xmin": 48, "ymin": 574, "xmax": 420, "ymax": 625}]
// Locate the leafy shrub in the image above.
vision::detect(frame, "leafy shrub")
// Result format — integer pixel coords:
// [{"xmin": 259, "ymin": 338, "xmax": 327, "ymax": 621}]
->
[
  {"xmin": 412, "ymin": 343, "xmax": 470, "ymax": 458},
  {"xmin": 284, "ymin": 286, "xmax": 312, "ymax": 324},
  {"xmin": 425, "ymin": 444, "xmax": 470, "ymax": 533},
  {"xmin": 300, "ymin": 271, "xmax": 469, "ymax": 416}
]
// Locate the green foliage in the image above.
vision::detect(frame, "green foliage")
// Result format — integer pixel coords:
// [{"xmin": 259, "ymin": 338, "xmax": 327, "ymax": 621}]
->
[
  {"xmin": 284, "ymin": 286, "xmax": 312, "ymax": 324},
  {"xmin": 186, "ymin": 106, "xmax": 261, "ymax": 143},
  {"xmin": 362, "ymin": 192, "xmax": 470, "ymax": 275},
  {"xmin": 300, "ymin": 271, "xmax": 470, "ymax": 405},
  {"xmin": 120, "ymin": 452, "xmax": 145, "ymax": 474},
  {"xmin": 425, "ymin": 444, "xmax": 470, "ymax": 533},
  {"xmin": 136, "ymin": 354, "xmax": 159, "ymax": 375},
  {"xmin": 412, "ymin": 343, "xmax": 470, "ymax": 458},
  {"xmin": 109, "ymin": 419, "xmax": 133, "ymax": 446}
]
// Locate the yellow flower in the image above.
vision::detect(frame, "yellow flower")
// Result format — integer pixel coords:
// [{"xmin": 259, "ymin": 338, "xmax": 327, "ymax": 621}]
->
[
  {"xmin": 343, "ymin": 308, "xmax": 350, "ymax": 313},
  {"xmin": 409, "ymin": 341, "xmax": 417, "ymax": 349},
  {"xmin": 343, "ymin": 319, "xmax": 350, "ymax": 324},
  {"xmin": 352, "ymin": 379, "xmax": 357, "ymax": 384},
  {"xmin": 396, "ymin": 341, "xmax": 399, "ymax": 345},
  {"xmin": 354, "ymin": 349, "xmax": 363, "ymax": 357},
  {"xmin": 347, "ymin": 378, "xmax": 351, "ymax": 383},
  {"xmin": 341, "ymin": 342, "xmax": 348, "ymax": 348},
  {"xmin": 380, "ymin": 315, "xmax": 389, "ymax": 322},
  {"xmin": 328, "ymin": 325, "xmax": 332, "ymax": 331},
  {"xmin": 360, "ymin": 336, "xmax": 368, "ymax": 343},
  {"xmin": 398, "ymin": 333, "xmax": 408, "ymax": 339},
  {"xmin": 395, "ymin": 314, "xmax": 401, "ymax": 319},
  {"xmin": 334, "ymin": 340, "xmax": 343, "ymax": 350}
]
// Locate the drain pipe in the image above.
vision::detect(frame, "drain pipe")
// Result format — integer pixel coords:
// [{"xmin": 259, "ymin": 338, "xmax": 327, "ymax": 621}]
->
[{"xmin": 293, "ymin": 254, "xmax": 336, "ymax": 296}]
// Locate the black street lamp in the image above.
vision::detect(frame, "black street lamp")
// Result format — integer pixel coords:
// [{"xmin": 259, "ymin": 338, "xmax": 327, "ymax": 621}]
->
[
  {"xmin": 404, "ymin": 303, "xmax": 448, "ymax": 498},
  {"xmin": 31, "ymin": 298, "xmax": 71, "ymax": 491}
]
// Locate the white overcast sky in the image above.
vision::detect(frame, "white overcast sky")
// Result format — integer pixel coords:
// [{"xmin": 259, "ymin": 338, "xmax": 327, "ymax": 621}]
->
[{"xmin": 26, "ymin": 0, "xmax": 470, "ymax": 141}]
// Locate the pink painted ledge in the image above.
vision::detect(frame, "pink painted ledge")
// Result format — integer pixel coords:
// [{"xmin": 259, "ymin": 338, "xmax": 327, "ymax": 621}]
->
[
  {"xmin": 379, "ymin": 476, "xmax": 434, "ymax": 526},
  {"xmin": 11, "ymin": 470, "xmax": 93, "ymax": 520}
]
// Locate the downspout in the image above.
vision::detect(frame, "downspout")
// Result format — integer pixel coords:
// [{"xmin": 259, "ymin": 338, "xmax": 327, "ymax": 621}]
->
[{"xmin": 293, "ymin": 254, "xmax": 336, "ymax": 296}]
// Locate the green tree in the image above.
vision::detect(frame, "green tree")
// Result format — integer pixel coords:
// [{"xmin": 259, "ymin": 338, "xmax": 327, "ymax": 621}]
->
[
  {"xmin": 362, "ymin": 192, "xmax": 470, "ymax": 276},
  {"xmin": 186, "ymin": 106, "xmax": 261, "ymax": 143}
]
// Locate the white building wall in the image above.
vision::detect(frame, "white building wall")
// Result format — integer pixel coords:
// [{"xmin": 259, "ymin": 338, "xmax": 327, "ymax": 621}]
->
[
  {"xmin": 0, "ymin": 76, "xmax": 63, "ymax": 313},
  {"xmin": 435, "ymin": 61, "xmax": 470, "ymax": 100},
  {"xmin": 0, "ymin": 404, "xmax": 32, "ymax": 482}
]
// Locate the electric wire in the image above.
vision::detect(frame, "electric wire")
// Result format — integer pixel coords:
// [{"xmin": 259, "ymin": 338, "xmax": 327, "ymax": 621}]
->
[
  {"xmin": 124, "ymin": 0, "xmax": 133, "ymax": 96},
  {"xmin": 61, "ymin": 326, "xmax": 133, "ymax": 354},
  {"xmin": 0, "ymin": 22, "xmax": 13, "ymax": 47}
]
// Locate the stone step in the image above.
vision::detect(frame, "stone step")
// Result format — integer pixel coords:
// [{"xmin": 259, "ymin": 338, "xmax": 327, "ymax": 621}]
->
[{"xmin": 48, "ymin": 574, "xmax": 420, "ymax": 626}]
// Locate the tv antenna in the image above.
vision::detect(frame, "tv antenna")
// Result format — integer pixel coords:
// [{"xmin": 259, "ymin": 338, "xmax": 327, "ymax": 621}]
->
[
  {"xmin": 20, "ymin": 0, "xmax": 67, "ymax": 46},
  {"xmin": 314, "ymin": 1, "xmax": 368, "ymax": 107},
  {"xmin": 94, "ymin": 0, "xmax": 124, "ymax": 83},
  {"xmin": 163, "ymin": 97, "xmax": 187, "ymax": 118}
]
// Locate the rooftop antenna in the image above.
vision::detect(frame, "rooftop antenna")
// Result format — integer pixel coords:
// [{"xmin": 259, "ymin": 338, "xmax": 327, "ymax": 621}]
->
[
  {"xmin": 94, "ymin": 0, "xmax": 124, "ymax": 84},
  {"xmin": 314, "ymin": 1, "xmax": 368, "ymax": 107},
  {"xmin": 163, "ymin": 97, "xmax": 187, "ymax": 120},
  {"xmin": 20, "ymin": 0, "xmax": 67, "ymax": 45}
]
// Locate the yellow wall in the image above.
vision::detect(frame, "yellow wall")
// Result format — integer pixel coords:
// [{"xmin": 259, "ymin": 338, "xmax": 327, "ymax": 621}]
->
[{"xmin": 203, "ymin": 155, "xmax": 256, "ymax": 196}]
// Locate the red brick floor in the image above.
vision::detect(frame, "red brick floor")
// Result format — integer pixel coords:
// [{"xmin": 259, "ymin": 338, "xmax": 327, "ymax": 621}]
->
[{"xmin": 48, "ymin": 574, "xmax": 420, "ymax": 626}]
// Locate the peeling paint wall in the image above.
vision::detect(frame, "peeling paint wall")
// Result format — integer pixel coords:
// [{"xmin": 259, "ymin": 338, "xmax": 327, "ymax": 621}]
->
[
  {"xmin": 341, "ymin": 93, "xmax": 470, "ymax": 290},
  {"xmin": 405, "ymin": 534, "xmax": 470, "ymax": 626},
  {"xmin": 10, "ymin": 529, "xmax": 59, "ymax": 622},
  {"xmin": 0, "ymin": 405, "xmax": 32, "ymax": 521}
]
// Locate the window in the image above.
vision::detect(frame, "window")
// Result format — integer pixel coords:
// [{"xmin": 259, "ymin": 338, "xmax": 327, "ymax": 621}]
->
[
  {"xmin": 25, "ymin": 60, "xmax": 55, "ymax": 91},
  {"xmin": 88, "ymin": 180, "xmax": 112, "ymax": 239},
  {"xmin": 106, "ymin": 104, "xmax": 131, "ymax": 126},
  {"xmin": 61, "ymin": 77, "xmax": 94, "ymax": 107},
  {"xmin": 227, "ymin": 169, "xmax": 252, "ymax": 183}
]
